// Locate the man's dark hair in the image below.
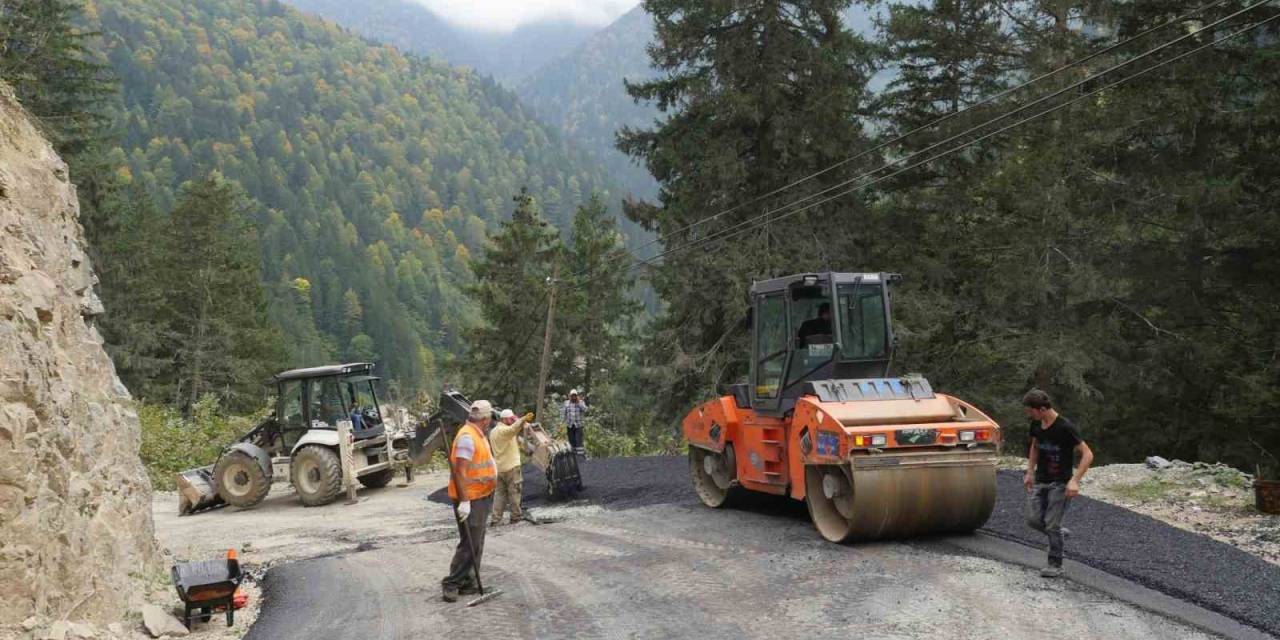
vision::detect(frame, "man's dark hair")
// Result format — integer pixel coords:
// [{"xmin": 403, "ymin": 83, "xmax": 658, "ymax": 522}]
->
[
  {"xmin": 1022, "ymin": 389, "xmax": 1052, "ymax": 410},
  {"xmin": 818, "ymin": 303, "xmax": 830, "ymax": 314}
]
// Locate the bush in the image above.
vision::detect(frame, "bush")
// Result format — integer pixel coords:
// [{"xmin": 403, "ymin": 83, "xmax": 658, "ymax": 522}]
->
[{"xmin": 138, "ymin": 395, "xmax": 265, "ymax": 490}]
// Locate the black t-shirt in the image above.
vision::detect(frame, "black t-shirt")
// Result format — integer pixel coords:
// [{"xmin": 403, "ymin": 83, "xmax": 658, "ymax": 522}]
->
[
  {"xmin": 1029, "ymin": 416, "xmax": 1083, "ymax": 483},
  {"xmin": 798, "ymin": 317, "xmax": 832, "ymax": 346}
]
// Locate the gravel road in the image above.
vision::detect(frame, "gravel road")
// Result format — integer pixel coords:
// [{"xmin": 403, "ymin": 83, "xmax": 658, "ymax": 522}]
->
[{"xmin": 204, "ymin": 454, "xmax": 1280, "ymax": 640}]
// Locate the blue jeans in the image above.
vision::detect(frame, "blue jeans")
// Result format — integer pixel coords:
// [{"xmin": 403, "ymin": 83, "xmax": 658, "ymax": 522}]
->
[{"xmin": 1026, "ymin": 482, "xmax": 1070, "ymax": 566}]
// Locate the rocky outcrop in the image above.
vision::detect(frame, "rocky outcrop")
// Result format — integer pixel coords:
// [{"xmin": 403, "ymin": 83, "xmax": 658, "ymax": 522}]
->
[{"xmin": 0, "ymin": 82, "xmax": 160, "ymax": 625}]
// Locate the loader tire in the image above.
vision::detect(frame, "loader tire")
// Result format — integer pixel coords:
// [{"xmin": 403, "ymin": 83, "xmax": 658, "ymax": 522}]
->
[
  {"xmin": 291, "ymin": 445, "xmax": 343, "ymax": 506},
  {"xmin": 213, "ymin": 451, "xmax": 271, "ymax": 508},
  {"xmin": 358, "ymin": 468, "xmax": 394, "ymax": 489}
]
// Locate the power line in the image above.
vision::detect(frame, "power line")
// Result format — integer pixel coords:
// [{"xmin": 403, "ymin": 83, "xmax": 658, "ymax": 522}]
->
[
  {"xmin": 599, "ymin": 9, "xmax": 1280, "ymax": 282},
  {"xmin": 582, "ymin": 0, "xmax": 1236, "ymax": 278},
  {"xmin": 632, "ymin": 0, "xmax": 1279, "ymax": 273}
]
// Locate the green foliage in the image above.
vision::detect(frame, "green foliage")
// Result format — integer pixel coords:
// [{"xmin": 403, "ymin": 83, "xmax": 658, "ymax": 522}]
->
[
  {"xmin": 83, "ymin": 0, "xmax": 618, "ymax": 391},
  {"xmin": 100, "ymin": 175, "xmax": 285, "ymax": 411},
  {"xmin": 865, "ymin": 0, "xmax": 1280, "ymax": 467},
  {"xmin": 1109, "ymin": 479, "xmax": 1179, "ymax": 503},
  {"xmin": 517, "ymin": 6, "xmax": 660, "ymax": 199},
  {"xmin": 459, "ymin": 189, "xmax": 565, "ymax": 408},
  {"xmin": 138, "ymin": 395, "xmax": 266, "ymax": 490},
  {"xmin": 561, "ymin": 193, "xmax": 642, "ymax": 394},
  {"xmin": 0, "ymin": 0, "xmax": 113, "ymax": 155},
  {"xmin": 618, "ymin": 0, "xmax": 879, "ymax": 421}
]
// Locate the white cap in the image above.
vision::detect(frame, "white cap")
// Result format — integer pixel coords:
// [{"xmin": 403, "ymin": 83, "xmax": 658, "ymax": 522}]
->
[
  {"xmin": 569, "ymin": 388, "xmax": 580, "ymax": 396},
  {"xmin": 468, "ymin": 400, "xmax": 493, "ymax": 420},
  {"xmin": 499, "ymin": 409, "xmax": 516, "ymax": 420}
]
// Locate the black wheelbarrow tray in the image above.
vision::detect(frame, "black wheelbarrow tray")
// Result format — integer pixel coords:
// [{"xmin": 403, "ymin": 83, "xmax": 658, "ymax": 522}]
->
[{"xmin": 170, "ymin": 549, "xmax": 242, "ymax": 629}]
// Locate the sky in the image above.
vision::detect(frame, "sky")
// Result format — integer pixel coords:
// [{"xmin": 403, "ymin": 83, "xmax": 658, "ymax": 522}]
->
[{"xmin": 418, "ymin": 0, "xmax": 638, "ymax": 33}]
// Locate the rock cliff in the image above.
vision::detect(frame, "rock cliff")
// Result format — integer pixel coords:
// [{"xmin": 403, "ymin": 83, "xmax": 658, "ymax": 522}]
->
[{"xmin": 0, "ymin": 82, "xmax": 160, "ymax": 627}]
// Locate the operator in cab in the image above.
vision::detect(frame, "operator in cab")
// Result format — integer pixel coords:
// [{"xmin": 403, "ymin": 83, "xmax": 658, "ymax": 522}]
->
[{"xmin": 797, "ymin": 302, "xmax": 833, "ymax": 347}]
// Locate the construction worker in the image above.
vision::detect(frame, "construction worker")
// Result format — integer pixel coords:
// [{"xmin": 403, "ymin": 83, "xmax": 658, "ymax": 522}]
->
[
  {"xmin": 441, "ymin": 400, "xmax": 498, "ymax": 602},
  {"xmin": 561, "ymin": 389, "xmax": 588, "ymax": 457},
  {"xmin": 1022, "ymin": 389, "xmax": 1094, "ymax": 578},
  {"xmin": 490, "ymin": 409, "xmax": 534, "ymax": 526}
]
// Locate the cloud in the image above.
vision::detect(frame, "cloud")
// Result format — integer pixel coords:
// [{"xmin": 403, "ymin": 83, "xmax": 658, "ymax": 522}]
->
[{"xmin": 416, "ymin": 0, "xmax": 638, "ymax": 33}]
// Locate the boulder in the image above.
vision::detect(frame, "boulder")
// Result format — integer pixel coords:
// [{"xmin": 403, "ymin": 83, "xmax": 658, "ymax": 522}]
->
[
  {"xmin": 1144, "ymin": 456, "xmax": 1172, "ymax": 469},
  {"xmin": 140, "ymin": 605, "xmax": 188, "ymax": 638}
]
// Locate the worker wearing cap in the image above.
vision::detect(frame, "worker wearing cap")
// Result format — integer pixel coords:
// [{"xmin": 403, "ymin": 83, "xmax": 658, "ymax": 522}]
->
[
  {"xmin": 561, "ymin": 389, "xmax": 588, "ymax": 457},
  {"xmin": 489, "ymin": 409, "xmax": 534, "ymax": 526},
  {"xmin": 441, "ymin": 400, "xmax": 498, "ymax": 602}
]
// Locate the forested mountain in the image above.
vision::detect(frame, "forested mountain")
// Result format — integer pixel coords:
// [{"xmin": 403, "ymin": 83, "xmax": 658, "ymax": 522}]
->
[
  {"xmin": 281, "ymin": 0, "xmax": 597, "ymax": 86},
  {"xmin": 516, "ymin": 6, "xmax": 658, "ymax": 199},
  {"xmin": 84, "ymin": 0, "xmax": 618, "ymax": 392},
  {"xmin": 516, "ymin": 4, "xmax": 879, "ymax": 200}
]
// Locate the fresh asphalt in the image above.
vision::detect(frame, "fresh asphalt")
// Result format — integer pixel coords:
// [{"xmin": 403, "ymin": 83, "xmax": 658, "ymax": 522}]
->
[{"xmin": 322, "ymin": 456, "xmax": 1278, "ymax": 638}]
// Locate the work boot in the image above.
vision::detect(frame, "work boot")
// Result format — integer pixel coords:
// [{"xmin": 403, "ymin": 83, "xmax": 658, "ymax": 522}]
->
[
  {"xmin": 459, "ymin": 583, "xmax": 481, "ymax": 596},
  {"xmin": 442, "ymin": 585, "xmax": 459, "ymax": 602},
  {"xmin": 489, "ymin": 518, "xmax": 502, "ymax": 528},
  {"xmin": 509, "ymin": 515, "xmax": 523, "ymax": 524},
  {"xmin": 1040, "ymin": 565, "xmax": 1064, "ymax": 578}
]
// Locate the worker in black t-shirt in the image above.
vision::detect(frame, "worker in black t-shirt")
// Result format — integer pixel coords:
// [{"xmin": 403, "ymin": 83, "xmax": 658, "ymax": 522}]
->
[{"xmin": 1022, "ymin": 388, "xmax": 1094, "ymax": 578}]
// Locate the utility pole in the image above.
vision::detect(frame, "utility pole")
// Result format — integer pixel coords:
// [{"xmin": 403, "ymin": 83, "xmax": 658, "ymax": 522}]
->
[{"xmin": 534, "ymin": 261, "xmax": 560, "ymax": 423}]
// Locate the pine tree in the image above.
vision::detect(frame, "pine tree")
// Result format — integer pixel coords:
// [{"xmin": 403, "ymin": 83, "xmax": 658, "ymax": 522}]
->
[
  {"xmin": 563, "ymin": 193, "xmax": 641, "ymax": 394},
  {"xmin": 618, "ymin": 0, "xmax": 880, "ymax": 419},
  {"xmin": 161, "ymin": 175, "xmax": 286, "ymax": 411},
  {"xmin": 460, "ymin": 188, "xmax": 566, "ymax": 407},
  {"xmin": 0, "ymin": 0, "xmax": 113, "ymax": 156}
]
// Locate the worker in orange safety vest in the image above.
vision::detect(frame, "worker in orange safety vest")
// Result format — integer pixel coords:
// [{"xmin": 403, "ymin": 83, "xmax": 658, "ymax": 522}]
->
[{"xmin": 441, "ymin": 399, "xmax": 498, "ymax": 602}]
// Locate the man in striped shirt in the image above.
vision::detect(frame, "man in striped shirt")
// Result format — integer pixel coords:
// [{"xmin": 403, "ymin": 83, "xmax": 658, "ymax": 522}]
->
[{"xmin": 561, "ymin": 389, "xmax": 588, "ymax": 457}]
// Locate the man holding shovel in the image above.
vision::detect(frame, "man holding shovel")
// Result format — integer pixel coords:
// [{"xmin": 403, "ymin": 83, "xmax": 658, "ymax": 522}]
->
[{"xmin": 441, "ymin": 400, "xmax": 499, "ymax": 603}]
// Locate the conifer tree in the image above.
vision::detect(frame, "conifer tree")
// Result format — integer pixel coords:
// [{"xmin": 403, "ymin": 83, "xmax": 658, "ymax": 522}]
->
[
  {"xmin": 618, "ymin": 0, "xmax": 880, "ymax": 418},
  {"xmin": 461, "ymin": 188, "xmax": 566, "ymax": 407},
  {"xmin": 161, "ymin": 175, "xmax": 286, "ymax": 411},
  {"xmin": 563, "ymin": 194, "xmax": 641, "ymax": 393},
  {"xmin": 0, "ymin": 0, "xmax": 113, "ymax": 155}
]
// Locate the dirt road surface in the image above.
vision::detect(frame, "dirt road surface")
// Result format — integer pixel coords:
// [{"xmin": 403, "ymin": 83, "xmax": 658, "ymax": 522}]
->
[{"xmin": 149, "ymin": 459, "xmax": 1272, "ymax": 640}]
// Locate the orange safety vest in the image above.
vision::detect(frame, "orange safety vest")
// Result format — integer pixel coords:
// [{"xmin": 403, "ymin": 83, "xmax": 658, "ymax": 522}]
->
[{"xmin": 447, "ymin": 422, "xmax": 497, "ymax": 501}]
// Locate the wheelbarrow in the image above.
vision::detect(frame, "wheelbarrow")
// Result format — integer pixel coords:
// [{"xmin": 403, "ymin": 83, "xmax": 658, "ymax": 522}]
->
[{"xmin": 171, "ymin": 549, "xmax": 242, "ymax": 629}]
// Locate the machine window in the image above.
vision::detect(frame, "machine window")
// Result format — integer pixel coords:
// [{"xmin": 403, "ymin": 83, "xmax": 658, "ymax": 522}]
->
[
  {"xmin": 838, "ymin": 284, "xmax": 888, "ymax": 360},
  {"xmin": 788, "ymin": 289, "xmax": 834, "ymax": 387},
  {"xmin": 755, "ymin": 294, "xmax": 787, "ymax": 399}
]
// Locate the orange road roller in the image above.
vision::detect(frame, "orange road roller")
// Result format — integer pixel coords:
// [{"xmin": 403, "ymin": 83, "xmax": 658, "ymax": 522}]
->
[{"xmin": 683, "ymin": 272, "xmax": 1001, "ymax": 542}]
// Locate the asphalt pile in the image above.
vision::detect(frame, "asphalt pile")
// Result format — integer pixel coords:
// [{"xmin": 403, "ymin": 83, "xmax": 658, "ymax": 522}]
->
[
  {"xmin": 428, "ymin": 456, "xmax": 696, "ymax": 510},
  {"xmin": 986, "ymin": 470, "xmax": 1280, "ymax": 636}
]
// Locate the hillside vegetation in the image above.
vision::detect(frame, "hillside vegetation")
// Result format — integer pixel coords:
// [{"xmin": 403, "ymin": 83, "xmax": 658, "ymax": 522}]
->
[{"xmin": 85, "ymin": 0, "xmax": 617, "ymax": 394}]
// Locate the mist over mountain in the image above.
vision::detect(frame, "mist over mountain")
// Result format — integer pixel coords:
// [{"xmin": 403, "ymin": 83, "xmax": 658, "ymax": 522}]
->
[{"xmin": 283, "ymin": 0, "xmax": 598, "ymax": 85}]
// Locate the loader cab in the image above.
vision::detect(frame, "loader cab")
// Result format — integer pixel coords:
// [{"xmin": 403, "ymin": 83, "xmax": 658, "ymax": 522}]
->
[
  {"xmin": 272, "ymin": 363, "xmax": 386, "ymax": 449},
  {"xmin": 749, "ymin": 273, "xmax": 898, "ymax": 415}
]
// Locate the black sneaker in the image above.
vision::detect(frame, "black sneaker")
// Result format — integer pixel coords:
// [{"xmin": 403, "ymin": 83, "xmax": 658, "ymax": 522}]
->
[
  {"xmin": 459, "ymin": 583, "xmax": 481, "ymax": 595},
  {"xmin": 1040, "ymin": 565, "xmax": 1064, "ymax": 578},
  {"xmin": 442, "ymin": 586, "xmax": 459, "ymax": 602}
]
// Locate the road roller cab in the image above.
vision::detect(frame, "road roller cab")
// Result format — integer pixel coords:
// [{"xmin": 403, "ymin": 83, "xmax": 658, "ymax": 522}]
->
[{"xmin": 683, "ymin": 272, "xmax": 1002, "ymax": 542}]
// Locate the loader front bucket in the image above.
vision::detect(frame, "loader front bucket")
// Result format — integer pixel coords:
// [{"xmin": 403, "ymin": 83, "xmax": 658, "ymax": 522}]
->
[
  {"xmin": 409, "ymin": 420, "xmax": 445, "ymax": 466},
  {"xmin": 176, "ymin": 465, "xmax": 225, "ymax": 516}
]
